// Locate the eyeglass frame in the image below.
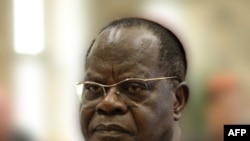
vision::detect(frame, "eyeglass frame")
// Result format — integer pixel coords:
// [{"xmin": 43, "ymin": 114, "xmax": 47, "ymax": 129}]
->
[{"xmin": 77, "ymin": 76, "xmax": 181, "ymax": 100}]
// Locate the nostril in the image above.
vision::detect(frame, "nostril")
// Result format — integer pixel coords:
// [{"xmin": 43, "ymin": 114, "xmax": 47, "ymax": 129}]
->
[
  {"xmin": 97, "ymin": 108, "xmax": 124, "ymax": 115},
  {"xmin": 113, "ymin": 108, "xmax": 123, "ymax": 115},
  {"xmin": 95, "ymin": 97, "xmax": 128, "ymax": 115},
  {"xmin": 97, "ymin": 108, "xmax": 106, "ymax": 115},
  {"xmin": 97, "ymin": 106, "xmax": 127, "ymax": 115}
]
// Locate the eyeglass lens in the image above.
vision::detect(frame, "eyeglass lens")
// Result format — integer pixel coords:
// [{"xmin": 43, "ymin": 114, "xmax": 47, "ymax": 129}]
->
[{"xmin": 82, "ymin": 80, "xmax": 149, "ymax": 101}]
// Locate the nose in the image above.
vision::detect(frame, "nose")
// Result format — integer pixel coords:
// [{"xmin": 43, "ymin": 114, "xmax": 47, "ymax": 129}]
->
[{"xmin": 96, "ymin": 88, "xmax": 128, "ymax": 115}]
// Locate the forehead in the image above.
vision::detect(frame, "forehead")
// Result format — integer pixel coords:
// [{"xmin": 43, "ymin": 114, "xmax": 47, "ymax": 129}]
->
[
  {"xmin": 85, "ymin": 26, "xmax": 162, "ymax": 81},
  {"xmin": 100, "ymin": 26, "xmax": 157, "ymax": 47}
]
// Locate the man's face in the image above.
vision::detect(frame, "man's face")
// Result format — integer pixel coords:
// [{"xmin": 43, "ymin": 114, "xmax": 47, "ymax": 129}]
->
[{"xmin": 81, "ymin": 27, "xmax": 175, "ymax": 141}]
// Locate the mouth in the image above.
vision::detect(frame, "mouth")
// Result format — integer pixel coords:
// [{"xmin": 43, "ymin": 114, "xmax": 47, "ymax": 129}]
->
[{"xmin": 93, "ymin": 124, "xmax": 132, "ymax": 136}]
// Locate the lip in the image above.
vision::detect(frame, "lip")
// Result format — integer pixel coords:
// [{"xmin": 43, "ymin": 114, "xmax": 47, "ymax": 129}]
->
[{"xmin": 93, "ymin": 124, "xmax": 132, "ymax": 135}]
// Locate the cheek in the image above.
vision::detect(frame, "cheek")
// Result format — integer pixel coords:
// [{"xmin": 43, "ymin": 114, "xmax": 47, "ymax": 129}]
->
[
  {"xmin": 151, "ymin": 85, "xmax": 174, "ymax": 122},
  {"xmin": 130, "ymin": 92, "xmax": 174, "ymax": 140},
  {"xmin": 130, "ymin": 107, "xmax": 157, "ymax": 140},
  {"xmin": 80, "ymin": 106, "xmax": 96, "ymax": 139}
]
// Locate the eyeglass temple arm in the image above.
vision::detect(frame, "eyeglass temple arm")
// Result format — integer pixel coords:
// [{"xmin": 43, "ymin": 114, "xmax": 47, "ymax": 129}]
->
[{"xmin": 143, "ymin": 76, "xmax": 181, "ymax": 82}]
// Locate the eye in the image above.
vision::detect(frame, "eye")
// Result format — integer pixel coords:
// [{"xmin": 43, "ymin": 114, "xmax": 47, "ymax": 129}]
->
[
  {"xmin": 128, "ymin": 84, "xmax": 143, "ymax": 93},
  {"xmin": 85, "ymin": 84, "xmax": 101, "ymax": 92},
  {"xmin": 83, "ymin": 83, "xmax": 103, "ymax": 100},
  {"xmin": 122, "ymin": 81, "xmax": 147, "ymax": 94}
]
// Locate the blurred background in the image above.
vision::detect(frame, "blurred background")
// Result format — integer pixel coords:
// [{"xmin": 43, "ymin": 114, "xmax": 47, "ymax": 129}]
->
[{"xmin": 0, "ymin": 0, "xmax": 250, "ymax": 141}]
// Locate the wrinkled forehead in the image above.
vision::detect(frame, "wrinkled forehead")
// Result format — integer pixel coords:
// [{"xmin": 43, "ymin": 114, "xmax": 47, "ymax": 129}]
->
[
  {"xmin": 99, "ymin": 26, "xmax": 157, "ymax": 46},
  {"xmin": 86, "ymin": 26, "xmax": 161, "ymax": 63},
  {"xmin": 84, "ymin": 27, "xmax": 163, "ymax": 80}
]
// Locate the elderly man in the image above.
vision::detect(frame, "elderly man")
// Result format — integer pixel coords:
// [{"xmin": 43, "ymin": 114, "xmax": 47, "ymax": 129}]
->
[{"xmin": 79, "ymin": 18, "xmax": 189, "ymax": 141}]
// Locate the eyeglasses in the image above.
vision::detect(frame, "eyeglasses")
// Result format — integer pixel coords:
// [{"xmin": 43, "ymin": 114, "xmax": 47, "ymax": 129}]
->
[{"xmin": 76, "ymin": 76, "xmax": 180, "ymax": 101}]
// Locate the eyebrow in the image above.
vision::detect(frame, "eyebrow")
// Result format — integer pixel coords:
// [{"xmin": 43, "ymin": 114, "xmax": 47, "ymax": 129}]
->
[
  {"xmin": 84, "ymin": 71, "xmax": 148, "ymax": 79},
  {"xmin": 83, "ymin": 68, "xmax": 152, "ymax": 84},
  {"xmin": 84, "ymin": 72, "xmax": 105, "ymax": 83},
  {"xmin": 117, "ymin": 71, "xmax": 150, "ymax": 80}
]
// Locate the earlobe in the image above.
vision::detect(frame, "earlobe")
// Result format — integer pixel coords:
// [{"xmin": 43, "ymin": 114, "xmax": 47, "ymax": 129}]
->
[{"xmin": 173, "ymin": 82, "xmax": 189, "ymax": 121}]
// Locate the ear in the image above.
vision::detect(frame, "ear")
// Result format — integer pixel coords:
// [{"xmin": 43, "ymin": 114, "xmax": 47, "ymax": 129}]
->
[{"xmin": 173, "ymin": 82, "xmax": 189, "ymax": 121}]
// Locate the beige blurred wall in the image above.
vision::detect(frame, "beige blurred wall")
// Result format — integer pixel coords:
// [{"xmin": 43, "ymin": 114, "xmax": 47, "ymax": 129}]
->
[{"xmin": 0, "ymin": 0, "xmax": 14, "ymax": 85}]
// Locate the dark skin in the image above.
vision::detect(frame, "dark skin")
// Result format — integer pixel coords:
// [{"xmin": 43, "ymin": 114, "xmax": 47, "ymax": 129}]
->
[{"xmin": 81, "ymin": 26, "xmax": 189, "ymax": 141}]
